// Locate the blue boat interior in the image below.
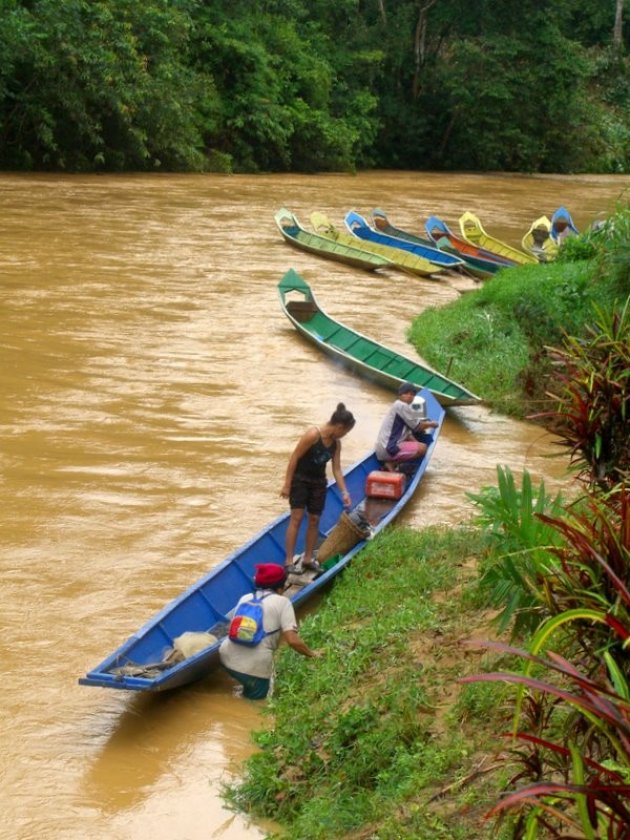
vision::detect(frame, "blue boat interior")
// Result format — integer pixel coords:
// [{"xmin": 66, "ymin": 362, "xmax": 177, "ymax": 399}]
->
[
  {"xmin": 345, "ymin": 211, "xmax": 462, "ymax": 267},
  {"xmin": 80, "ymin": 442, "xmax": 424, "ymax": 690}
]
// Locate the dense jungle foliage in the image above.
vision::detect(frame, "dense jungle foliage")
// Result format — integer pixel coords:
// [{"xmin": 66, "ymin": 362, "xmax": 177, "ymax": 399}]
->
[{"xmin": 1, "ymin": 0, "xmax": 628, "ymax": 174}]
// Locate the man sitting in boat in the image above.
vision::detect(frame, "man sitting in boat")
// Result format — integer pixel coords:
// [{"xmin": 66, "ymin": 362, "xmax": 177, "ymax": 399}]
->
[
  {"xmin": 375, "ymin": 382, "xmax": 439, "ymax": 472},
  {"xmin": 219, "ymin": 563, "xmax": 321, "ymax": 700}
]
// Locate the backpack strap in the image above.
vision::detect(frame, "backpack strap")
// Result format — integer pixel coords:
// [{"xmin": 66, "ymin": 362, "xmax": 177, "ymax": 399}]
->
[{"xmin": 253, "ymin": 590, "xmax": 281, "ymax": 637}]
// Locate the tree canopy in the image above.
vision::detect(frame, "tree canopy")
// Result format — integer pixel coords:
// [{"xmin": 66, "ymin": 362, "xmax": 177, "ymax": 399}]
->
[{"xmin": 0, "ymin": 0, "xmax": 627, "ymax": 173}]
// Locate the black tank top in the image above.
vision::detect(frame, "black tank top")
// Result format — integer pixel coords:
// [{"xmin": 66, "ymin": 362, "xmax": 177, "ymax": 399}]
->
[{"xmin": 295, "ymin": 433, "xmax": 337, "ymax": 481}]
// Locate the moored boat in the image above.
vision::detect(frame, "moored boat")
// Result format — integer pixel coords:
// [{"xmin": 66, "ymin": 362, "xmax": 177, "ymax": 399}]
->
[
  {"xmin": 278, "ymin": 268, "xmax": 481, "ymax": 407},
  {"xmin": 79, "ymin": 399, "xmax": 444, "ymax": 692},
  {"xmin": 370, "ymin": 209, "xmax": 493, "ymax": 280},
  {"xmin": 274, "ymin": 208, "xmax": 392, "ymax": 271},
  {"xmin": 522, "ymin": 216, "xmax": 558, "ymax": 262},
  {"xmin": 424, "ymin": 216, "xmax": 515, "ymax": 269},
  {"xmin": 346, "ymin": 210, "xmax": 465, "ymax": 271},
  {"xmin": 459, "ymin": 211, "xmax": 538, "ymax": 265},
  {"xmin": 310, "ymin": 212, "xmax": 438, "ymax": 278},
  {"xmin": 550, "ymin": 206, "xmax": 579, "ymax": 244}
]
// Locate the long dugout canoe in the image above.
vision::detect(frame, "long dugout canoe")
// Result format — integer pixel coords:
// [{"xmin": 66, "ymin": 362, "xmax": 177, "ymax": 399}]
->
[{"xmin": 278, "ymin": 268, "xmax": 481, "ymax": 407}]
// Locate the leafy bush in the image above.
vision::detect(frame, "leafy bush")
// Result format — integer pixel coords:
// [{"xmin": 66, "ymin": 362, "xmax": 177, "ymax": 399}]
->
[
  {"xmin": 468, "ymin": 466, "xmax": 566, "ymax": 637},
  {"xmin": 465, "ymin": 299, "xmax": 630, "ymax": 836},
  {"xmin": 540, "ymin": 300, "xmax": 630, "ymax": 491}
]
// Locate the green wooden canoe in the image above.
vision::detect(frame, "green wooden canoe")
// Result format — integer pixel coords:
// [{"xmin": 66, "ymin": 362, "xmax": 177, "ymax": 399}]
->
[
  {"xmin": 278, "ymin": 268, "xmax": 481, "ymax": 407},
  {"xmin": 310, "ymin": 211, "xmax": 439, "ymax": 278},
  {"xmin": 274, "ymin": 208, "xmax": 392, "ymax": 271}
]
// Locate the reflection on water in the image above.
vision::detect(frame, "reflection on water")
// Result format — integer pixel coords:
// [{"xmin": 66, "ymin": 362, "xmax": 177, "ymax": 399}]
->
[{"xmin": 1, "ymin": 171, "xmax": 628, "ymax": 840}]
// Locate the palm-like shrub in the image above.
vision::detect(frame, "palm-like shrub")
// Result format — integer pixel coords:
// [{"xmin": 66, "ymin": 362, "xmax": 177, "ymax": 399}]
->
[
  {"xmin": 464, "ymin": 489, "xmax": 630, "ymax": 837},
  {"xmin": 541, "ymin": 297, "xmax": 629, "ymax": 492},
  {"xmin": 465, "ymin": 285, "xmax": 630, "ymax": 835},
  {"xmin": 468, "ymin": 466, "xmax": 566, "ymax": 637}
]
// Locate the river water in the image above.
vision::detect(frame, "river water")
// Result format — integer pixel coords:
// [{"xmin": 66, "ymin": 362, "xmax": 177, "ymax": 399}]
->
[{"xmin": 1, "ymin": 171, "xmax": 628, "ymax": 840}]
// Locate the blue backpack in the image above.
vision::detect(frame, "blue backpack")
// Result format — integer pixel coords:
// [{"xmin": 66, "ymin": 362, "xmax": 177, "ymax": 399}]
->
[{"xmin": 228, "ymin": 593, "xmax": 273, "ymax": 646}]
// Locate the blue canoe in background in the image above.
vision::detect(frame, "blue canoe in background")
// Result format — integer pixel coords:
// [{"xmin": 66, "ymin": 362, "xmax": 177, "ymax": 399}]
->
[
  {"xmin": 424, "ymin": 215, "xmax": 515, "ymax": 274},
  {"xmin": 550, "ymin": 206, "xmax": 579, "ymax": 243},
  {"xmin": 345, "ymin": 210, "xmax": 464, "ymax": 270},
  {"xmin": 79, "ymin": 396, "xmax": 444, "ymax": 693}
]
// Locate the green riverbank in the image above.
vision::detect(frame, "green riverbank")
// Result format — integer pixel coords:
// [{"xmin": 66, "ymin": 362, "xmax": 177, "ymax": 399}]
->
[
  {"xmin": 227, "ymin": 213, "xmax": 629, "ymax": 838},
  {"xmin": 228, "ymin": 525, "xmax": 516, "ymax": 838}
]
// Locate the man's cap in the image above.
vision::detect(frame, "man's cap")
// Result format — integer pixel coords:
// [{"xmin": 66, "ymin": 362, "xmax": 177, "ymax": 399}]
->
[
  {"xmin": 398, "ymin": 381, "xmax": 419, "ymax": 396},
  {"xmin": 254, "ymin": 563, "xmax": 287, "ymax": 588}
]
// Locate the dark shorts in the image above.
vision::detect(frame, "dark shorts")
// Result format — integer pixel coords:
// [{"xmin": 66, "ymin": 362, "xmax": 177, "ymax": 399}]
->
[
  {"xmin": 289, "ymin": 474, "xmax": 327, "ymax": 515},
  {"xmin": 224, "ymin": 666, "xmax": 270, "ymax": 700},
  {"xmin": 412, "ymin": 431, "xmax": 434, "ymax": 446}
]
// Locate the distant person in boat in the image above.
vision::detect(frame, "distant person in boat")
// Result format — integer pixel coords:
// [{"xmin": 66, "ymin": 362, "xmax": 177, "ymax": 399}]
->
[
  {"xmin": 431, "ymin": 228, "xmax": 451, "ymax": 250},
  {"xmin": 375, "ymin": 382, "xmax": 439, "ymax": 472},
  {"xmin": 553, "ymin": 218, "xmax": 577, "ymax": 244},
  {"xmin": 219, "ymin": 563, "xmax": 320, "ymax": 700},
  {"xmin": 281, "ymin": 402, "xmax": 356, "ymax": 574}
]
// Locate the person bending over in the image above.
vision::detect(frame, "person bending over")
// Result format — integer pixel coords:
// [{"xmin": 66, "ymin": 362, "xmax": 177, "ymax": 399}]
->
[{"xmin": 219, "ymin": 563, "xmax": 320, "ymax": 700}]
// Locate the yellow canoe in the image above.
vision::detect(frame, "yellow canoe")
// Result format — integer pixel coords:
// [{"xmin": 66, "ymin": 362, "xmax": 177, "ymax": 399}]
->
[
  {"xmin": 521, "ymin": 216, "xmax": 559, "ymax": 263},
  {"xmin": 459, "ymin": 211, "xmax": 537, "ymax": 265},
  {"xmin": 310, "ymin": 212, "xmax": 438, "ymax": 278}
]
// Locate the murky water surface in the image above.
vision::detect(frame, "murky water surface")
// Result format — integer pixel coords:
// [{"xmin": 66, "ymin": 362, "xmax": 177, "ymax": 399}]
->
[{"xmin": 1, "ymin": 171, "xmax": 628, "ymax": 839}]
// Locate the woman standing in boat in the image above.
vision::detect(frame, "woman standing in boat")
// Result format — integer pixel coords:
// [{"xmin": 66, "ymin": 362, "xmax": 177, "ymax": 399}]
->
[{"xmin": 281, "ymin": 403, "xmax": 355, "ymax": 574}]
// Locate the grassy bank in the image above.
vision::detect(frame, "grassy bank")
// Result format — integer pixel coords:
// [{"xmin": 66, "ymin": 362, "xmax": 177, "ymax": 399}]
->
[
  {"xmin": 227, "ymin": 525, "xmax": 517, "ymax": 839},
  {"xmin": 410, "ymin": 242, "xmax": 628, "ymax": 417}
]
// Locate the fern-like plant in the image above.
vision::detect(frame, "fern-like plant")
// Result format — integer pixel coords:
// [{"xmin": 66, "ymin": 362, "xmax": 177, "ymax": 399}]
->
[{"xmin": 468, "ymin": 466, "xmax": 565, "ymax": 637}]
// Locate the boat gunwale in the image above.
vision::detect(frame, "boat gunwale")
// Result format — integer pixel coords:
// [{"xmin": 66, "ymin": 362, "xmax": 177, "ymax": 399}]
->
[{"xmin": 279, "ymin": 269, "xmax": 481, "ymax": 406}]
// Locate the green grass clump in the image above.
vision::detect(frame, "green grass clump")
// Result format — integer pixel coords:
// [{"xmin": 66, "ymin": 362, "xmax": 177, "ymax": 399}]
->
[
  {"xmin": 409, "ymin": 254, "xmax": 626, "ymax": 417},
  {"xmin": 225, "ymin": 525, "xmax": 516, "ymax": 839}
]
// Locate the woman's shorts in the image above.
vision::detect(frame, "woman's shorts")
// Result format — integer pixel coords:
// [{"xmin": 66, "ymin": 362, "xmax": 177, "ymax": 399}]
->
[{"xmin": 289, "ymin": 475, "xmax": 327, "ymax": 515}]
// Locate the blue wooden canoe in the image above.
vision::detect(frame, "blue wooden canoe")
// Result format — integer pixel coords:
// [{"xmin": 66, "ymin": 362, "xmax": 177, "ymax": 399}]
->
[
  {"xmin": 279, "ymin": 268, "xmax": 481, "ymax": 407},
  {"xmin": 78, "ymin": 398, "xmax": 444, "ymax": 692},
  {"xmin": 345, "ymin": 210, "xmax": 464, "ymax": 270}
]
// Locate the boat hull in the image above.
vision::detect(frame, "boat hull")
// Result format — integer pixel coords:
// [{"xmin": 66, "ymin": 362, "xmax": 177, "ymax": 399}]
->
[
  {"xmin": 459, "ymin": 211, "xmax": 537, "ymax": 265},
  {"xmin": 522, "ymin": 215, "xmax": 558, "ymax": 262},
  {"xmin": 79, "ymin": 393, "xmax": 444, "ymax": 692},
  {"xmin": 274, "ymin": 208, "xmax": 391, "ymax": 271},
  {"xmin": 424, "ymin": 215, "xmax": 512, "ymax": 275},
  {"xmin": 279, "ymin": 268, "xmax": 481, "ymax": 407}
]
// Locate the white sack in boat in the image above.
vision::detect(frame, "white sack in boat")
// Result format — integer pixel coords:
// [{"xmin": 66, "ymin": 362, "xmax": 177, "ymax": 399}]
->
[{"xmin": 172, "ymin": 631, "xmax": 218, "ymax": 660}]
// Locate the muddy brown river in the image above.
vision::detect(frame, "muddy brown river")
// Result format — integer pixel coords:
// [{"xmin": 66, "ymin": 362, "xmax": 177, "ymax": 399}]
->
[{"xmin": 1, "ymin": 171, "xmax": 628, "ymax": 839}]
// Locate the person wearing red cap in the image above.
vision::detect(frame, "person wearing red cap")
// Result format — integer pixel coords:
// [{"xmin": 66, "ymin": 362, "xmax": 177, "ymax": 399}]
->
[
  {"xmin": 281, "ymin": 402, "xmax": 356, "ymax": 574},
  {"xmin": 219, "ymin": 563, "xmax": 320, "ymax": 699}
]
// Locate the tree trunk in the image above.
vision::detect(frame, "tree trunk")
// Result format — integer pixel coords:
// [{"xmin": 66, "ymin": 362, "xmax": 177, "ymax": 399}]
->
[
  {"xmin": 613, "ymin": 0, "xmax": 623, "ymax": 51},
  {"xmin": 412, "ymin": 0, "xmax": 438, "ymax": 98}
]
